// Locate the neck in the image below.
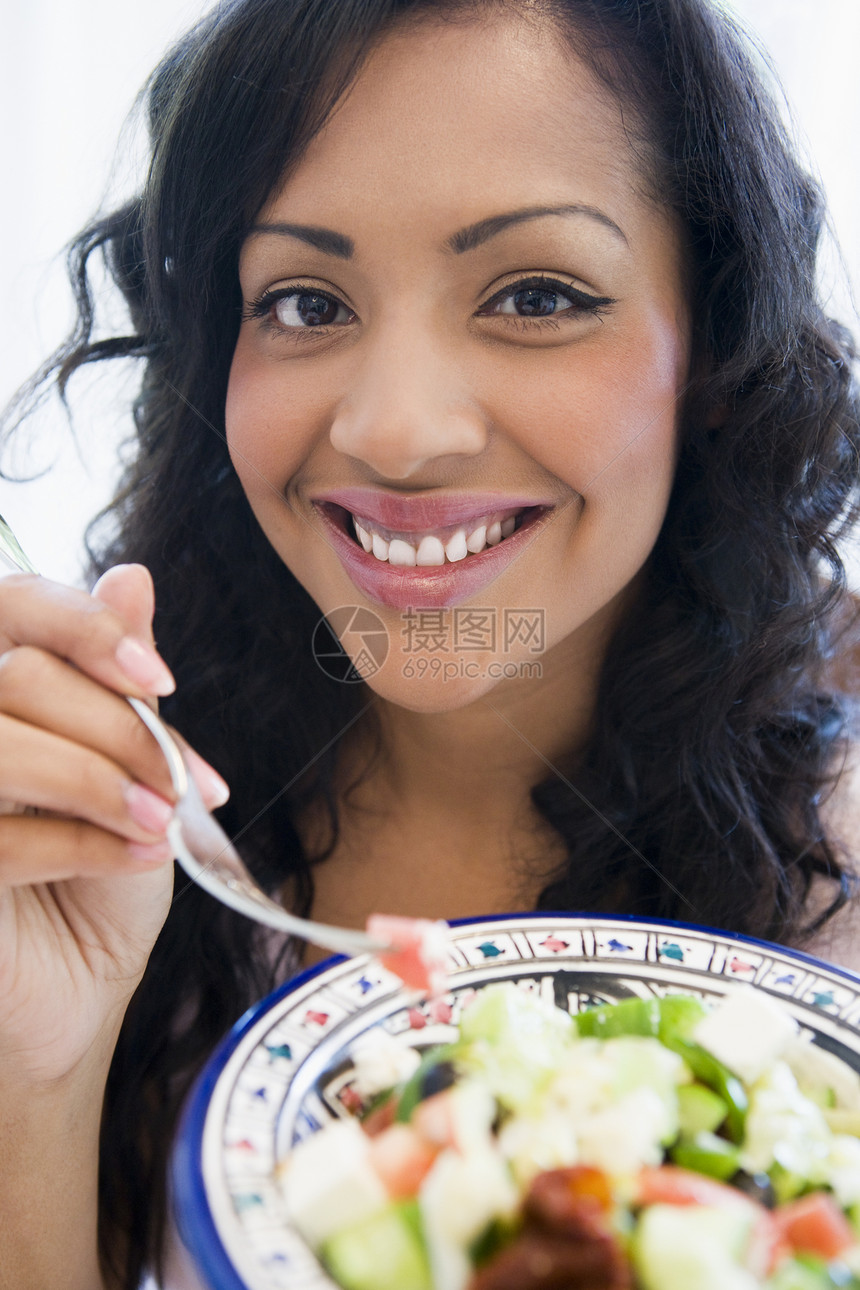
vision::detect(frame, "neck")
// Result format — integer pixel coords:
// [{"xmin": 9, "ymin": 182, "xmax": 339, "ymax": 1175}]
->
[{"xmin": 296, "ymin": 590, "xmax": 631, "ymax": 939}]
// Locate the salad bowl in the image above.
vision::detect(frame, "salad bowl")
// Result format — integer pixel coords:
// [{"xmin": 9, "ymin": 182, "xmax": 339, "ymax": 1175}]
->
[{"xmin": 171, "ymin": 913, "xmax": 860, "ymax": 1290}]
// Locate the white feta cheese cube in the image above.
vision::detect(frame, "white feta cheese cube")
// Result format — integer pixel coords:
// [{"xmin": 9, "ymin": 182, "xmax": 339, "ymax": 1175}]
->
[
  {"xmin": 419, "ymin": 1145, "xmax": 517, "ymax": 1248},
  {"xmin": 279, "ymin": 1119, "xmax": 388, "ymax": 1248},
  {"xmin": 692, "ymin": 988, "xmax": 798, "ymax": 1084},
  {"xmin": 348, "ymin": 1028, "xmax": 421, "ymax": 1097}
]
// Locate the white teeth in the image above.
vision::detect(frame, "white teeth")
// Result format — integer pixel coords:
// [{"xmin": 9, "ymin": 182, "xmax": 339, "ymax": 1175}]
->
[
  {"xmin": 354, "ymin": 509, "xmax": 525, "ymax": 564},
  {"xmin": 388, "ymin": 538, "xmax": 417, "ymax": 566},
  {"xmin": 416, "ymin": 535, "xmax": 446, "ymax": 566},
  {"xmin": 466, "ymin": 524, "xmax": 487, "ymax": 553},
  {"xmin": 371, "ymin": 533, "xmax": 390, "ymax": 561},
  {"xmin": 445, "ymin": 530, "xmax": 468, "ymax": 562},
  {"xmin": 354, "ymin": 520, "xmax": 373, "ymax": 552}
]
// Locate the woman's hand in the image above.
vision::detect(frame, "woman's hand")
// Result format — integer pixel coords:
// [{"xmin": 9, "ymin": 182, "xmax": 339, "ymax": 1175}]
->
[{"xmin": 0, "ymin": 563, "xmax": 226, "ymax": 1089}]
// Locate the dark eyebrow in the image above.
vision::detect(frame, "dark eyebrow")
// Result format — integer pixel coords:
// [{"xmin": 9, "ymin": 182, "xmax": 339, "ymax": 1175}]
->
[
  {"xmin": 448, "ymin": 204, "xmax": 628, "ymax": 254},
  {"xmin": 246, "ymin": 221, "xmax": 354, "ymax": 259}
]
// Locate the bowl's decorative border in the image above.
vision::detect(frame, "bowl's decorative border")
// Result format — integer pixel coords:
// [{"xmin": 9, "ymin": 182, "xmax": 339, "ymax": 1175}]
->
[{"xmin": 171, "ymin": 914, "xmax": 860, "ymax": 1290}]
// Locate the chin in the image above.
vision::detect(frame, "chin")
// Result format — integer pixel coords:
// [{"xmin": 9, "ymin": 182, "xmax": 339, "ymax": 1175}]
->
[{"xmin": 358, "ymin": 661, "xmax": 514, "ymax": 713}]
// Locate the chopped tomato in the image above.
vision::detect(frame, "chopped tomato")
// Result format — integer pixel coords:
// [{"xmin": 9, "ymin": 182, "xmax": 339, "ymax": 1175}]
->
[
  {"xmin": 635, "ymin": 1166, "xmax": 753, "ymax": 1212},
  {"xmin": 367, "ymin": 914, "xmax": 449, "ymax": 996},
  {"xmin": 412, "ymin": 1089, "xmax": 456, "ymax": 1148},
  {"xmin": 366, "ymin": 1122, "xmax": 439, "ymax": 1198},
  {"xmin": 773, "ymin": 1193, "xmax": 857, "ymax": 1260},
  {"xmin": 361, "ymin": 1095, "xmax": 398, "ymax": 1137}
]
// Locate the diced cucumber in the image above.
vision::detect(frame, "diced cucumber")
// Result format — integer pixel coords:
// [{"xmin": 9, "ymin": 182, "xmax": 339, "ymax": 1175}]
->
[
  {"xmin": 632, "ymin": 1203, "xmax": 757, "ymax": 1290},
  {"xmin": 663, "ymin": 1034, "xmax": 748, "ymax": 1142},
  {"xmin": 671, "ymin": 1130, "xmax": 742, "ymax": 1181},
  {"xmin": 455, "ymin": 984, "xmax": 573, "ymax": 1109},
  {"xmin": 459, "ymin": 983, "xmax": 573, "ymax": 1048},
  {"xmin": 658, "ymin": 995, "xmax": 711, "ymax": 1045},
  {"xmin": 678, "ymin": 1082, "xmax": 730, "ymax": 1136},
  {"xmin": 322, "ymin": 1199, "xmax": 431, "ymax": 1290},
  {"xmin": 770, "ymin": 1161, "xmax": 811, "ymax": 1204}
]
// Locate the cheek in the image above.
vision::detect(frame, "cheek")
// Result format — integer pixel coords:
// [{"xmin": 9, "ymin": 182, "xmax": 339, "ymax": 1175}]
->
[
  {"xmin": 500, "ymin": 311, "xmax": 686, "ymax": 497},
  {"xmin": 224, "ymin": 337, "xmax": 328, "ymax": 503}
]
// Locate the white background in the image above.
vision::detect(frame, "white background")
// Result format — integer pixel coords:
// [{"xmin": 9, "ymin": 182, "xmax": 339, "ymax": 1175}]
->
[{"xmin": 1, "ymin": 0, "xmax": 858, "ymax": 583}]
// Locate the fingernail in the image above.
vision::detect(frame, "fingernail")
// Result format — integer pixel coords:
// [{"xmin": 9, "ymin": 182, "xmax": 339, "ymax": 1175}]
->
[
  {"xmin": 125, "ymin": 783, "xmax": 175, "ymax": 834},
  {"xmin": 116, "ymin": 636, "xmax": 176, "ymax": 696},
  {"xmin": 127, "ymin": 839, "xmax": 174, "ymax": 864},
  {"xmin": 184, "ymin": 746, "xmax": 230, "ymax": 808}
]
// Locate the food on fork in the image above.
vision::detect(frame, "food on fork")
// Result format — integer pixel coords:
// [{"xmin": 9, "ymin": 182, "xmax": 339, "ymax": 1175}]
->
[
  {"xmin": 278, "ymin": 984, "xmax": 860, "ymax": 1290},
  {"xmin": 367, "ymin": 914, "xmax": 450, "ymax": 998}
]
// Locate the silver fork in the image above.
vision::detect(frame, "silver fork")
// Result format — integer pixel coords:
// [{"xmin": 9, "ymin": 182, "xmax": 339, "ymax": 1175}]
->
[{"xmin": 0, "ymin": 514, "xmax": 386, "ymax": 958}]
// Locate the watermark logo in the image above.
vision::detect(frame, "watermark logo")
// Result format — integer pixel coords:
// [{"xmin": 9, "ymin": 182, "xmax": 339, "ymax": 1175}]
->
[
  {"xmin": 311, "ymin": 606, "xmax": 389, "ymax": 682},
  {"xmin": 312, "ymin": 606, "xmax": 545, "ymax": 683}
]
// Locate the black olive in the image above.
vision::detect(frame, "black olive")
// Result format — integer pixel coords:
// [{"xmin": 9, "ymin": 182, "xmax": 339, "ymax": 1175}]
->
[
  {"xmin": 420, "ymin": 1059, "xmax": 457, "ymax": 1100},
  {"xmin": 731, "ymin": 1170, "xmax": 776, "ymax": 1208}
]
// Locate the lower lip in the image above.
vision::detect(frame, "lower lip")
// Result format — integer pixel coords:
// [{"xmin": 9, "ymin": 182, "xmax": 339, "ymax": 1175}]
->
[{"xmin": 314, "ymin": 504, "xmax": 552, "ymax": 609}]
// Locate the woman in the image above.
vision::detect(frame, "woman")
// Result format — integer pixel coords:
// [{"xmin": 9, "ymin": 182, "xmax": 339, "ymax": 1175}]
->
[{"xmin": 1, "ymin": 0, "xmax": 858, "ymax": 1286}]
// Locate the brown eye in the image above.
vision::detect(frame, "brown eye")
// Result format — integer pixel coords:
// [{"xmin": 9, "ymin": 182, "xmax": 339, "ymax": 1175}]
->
[{"xmin": 273, "ymin": 291, "xmax": 351, "ymax": 327}]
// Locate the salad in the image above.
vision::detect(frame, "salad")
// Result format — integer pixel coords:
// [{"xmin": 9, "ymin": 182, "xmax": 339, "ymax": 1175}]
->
[{"xmin": 278, "ymin": 983, "xmax": 860, "ymax": 1290}]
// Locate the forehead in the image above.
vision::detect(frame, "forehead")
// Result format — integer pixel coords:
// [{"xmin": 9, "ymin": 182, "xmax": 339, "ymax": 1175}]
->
[{"xmin": 258, "ymin": 13, "xmax": 661, "ymax": 246}]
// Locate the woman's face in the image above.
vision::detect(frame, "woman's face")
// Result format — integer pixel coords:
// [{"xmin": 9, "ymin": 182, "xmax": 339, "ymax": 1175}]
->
[{"xmin": 227, "ymin": 13, "xmax": 691, "ymax": 712}]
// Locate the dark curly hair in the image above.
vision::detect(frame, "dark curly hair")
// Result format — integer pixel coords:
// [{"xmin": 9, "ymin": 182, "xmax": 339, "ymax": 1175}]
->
[{"xmin": 4, "ymin": 0, "xmax": 860, "ymax": 1285}]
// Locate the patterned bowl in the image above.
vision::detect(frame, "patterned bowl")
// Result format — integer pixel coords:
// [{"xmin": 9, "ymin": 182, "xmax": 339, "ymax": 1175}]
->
[{"xmin": 170, "ymin": 913, "xmax": 860, "ymax": 1290}]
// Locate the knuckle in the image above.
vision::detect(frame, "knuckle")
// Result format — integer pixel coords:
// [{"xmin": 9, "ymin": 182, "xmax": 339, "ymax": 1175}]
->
[
  {"xmin": 0, "ymin": 644, "xmax": 56, "ymax": 699},
  {"xmin": 0, "ymin": 815, "xmax": 37, "ymax": 876},
  {"xmin": 66, "ymin": 816, "xmax": 102, "ymax": 864},
  {"xmin": 0, "ymin": 819, "xmax": 16, "ymax": 868},
  {"xmin": 72, "ymin": 753, "xmax": 114, "ymax": 815},
  {"xmin": 0, "ymin": 572, "xmax": 41, "ymax": 603}
]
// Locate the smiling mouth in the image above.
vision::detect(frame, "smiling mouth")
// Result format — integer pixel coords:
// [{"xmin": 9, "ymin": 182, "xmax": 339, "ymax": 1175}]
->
[{"xmin": 325, "ymin": 503, "xmax": 546, "ymax": 566}]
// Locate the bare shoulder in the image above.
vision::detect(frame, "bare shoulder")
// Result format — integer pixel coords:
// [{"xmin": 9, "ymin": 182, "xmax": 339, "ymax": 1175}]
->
[{"xmin": 803, "ymin": 742, "xmax": 860, "ymax": 975}]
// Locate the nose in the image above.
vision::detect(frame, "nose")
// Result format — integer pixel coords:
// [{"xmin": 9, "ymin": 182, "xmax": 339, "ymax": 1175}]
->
[{"xmin": 329, "ymin": 327, "xmax": 488, "ymax": 479}]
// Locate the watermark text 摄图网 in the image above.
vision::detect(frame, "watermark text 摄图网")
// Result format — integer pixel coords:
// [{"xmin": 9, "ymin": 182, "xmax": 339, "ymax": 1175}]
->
[
  {"xmin": 400, "ymin": 606, "xmax": 545, "ymax": 681},
  {"xmin": 400, "ymin": 606, "xmax": 545, "ymax": 656}
]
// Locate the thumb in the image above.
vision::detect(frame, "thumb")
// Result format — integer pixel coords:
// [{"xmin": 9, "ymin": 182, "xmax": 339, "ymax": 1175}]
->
[{"xmin": 92, "ymin": 563, "xmax": 156, "ymax": 644}]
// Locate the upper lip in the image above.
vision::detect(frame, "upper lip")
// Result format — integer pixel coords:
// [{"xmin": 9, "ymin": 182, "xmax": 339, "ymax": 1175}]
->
[{"xmin": 311, "ymin": 488, "xmax": 555, "ymax": 533}]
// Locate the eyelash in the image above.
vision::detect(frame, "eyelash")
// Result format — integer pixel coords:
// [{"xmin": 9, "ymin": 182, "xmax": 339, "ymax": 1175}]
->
[{"xmin": 243, "ymin": 275, "xmax": 616, "ymax": 339}]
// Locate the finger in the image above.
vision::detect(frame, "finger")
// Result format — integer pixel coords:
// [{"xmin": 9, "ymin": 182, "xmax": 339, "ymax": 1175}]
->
[
  {"xmin": 0, "ymin": 647, "xmax": 230, "ymax": 811},
  {"xmin": 0, "ymin": 573, "xmax": 174, "ymax": 698},
  {"xmin": 0, "ymin": 814, "xmax": 174, "ymax": 885},
  {"xmin": 0, "ymin": 646, "xmax": 177, "ymax": 802},
  {"xmin": 0, "ymin": 712, "xmax": 175, "ymax": 844},
  {"xmin": 91, "ymin": 564, "xmax": 156, "ymax": 646},
  {"xmin": 89, "ymin": 572, "xmax": 230, "ymax": 808}
]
